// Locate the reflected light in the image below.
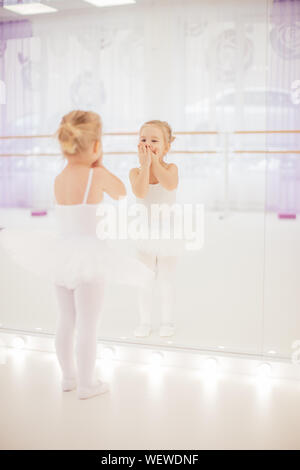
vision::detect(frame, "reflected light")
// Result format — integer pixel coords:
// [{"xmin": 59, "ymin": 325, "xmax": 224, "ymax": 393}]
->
[
  {"xmin": 255, "ymin": 363, "xmax": 273, "ymax": 398},
  {"xmin": 12, "ymin": 336, "xmax": 26, "ymax": 349},
  {"xmin": 256, "ymin": 362, "xmax": 272, "ymax": 378},
  {"xmin": 101, "ymin": 346, "xmax": 116, "ymax": 360},
  {"xmin": 149, "ymin": 351, "xmax": 164, "ymax": 367},
  {"xmin": 204, "ymin": 357, "xmax": 218, "ymax": 375},
  {"xmin": 83, "ymin": 0, "xmax": 136, "ymax": 7}
]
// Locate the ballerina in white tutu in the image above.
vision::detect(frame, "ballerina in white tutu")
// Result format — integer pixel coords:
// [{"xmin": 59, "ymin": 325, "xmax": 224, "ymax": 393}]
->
[
  {"xmin": 129, "ymin": 120, "xmax": 185, "ymax": 338},
  {"xmin": 0, "ymin": 110, "xmax": 155, "ymax": 400}
]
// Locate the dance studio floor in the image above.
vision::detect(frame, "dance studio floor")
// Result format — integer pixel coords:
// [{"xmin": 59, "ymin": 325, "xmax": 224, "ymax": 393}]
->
[{"xmin": 0, "ymin": 347, "xmax": 300, "ymax": 450}]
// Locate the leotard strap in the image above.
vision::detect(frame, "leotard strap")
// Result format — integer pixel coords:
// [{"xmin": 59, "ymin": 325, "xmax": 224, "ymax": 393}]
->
[{"xmin": 82, "ymin": 168, "xmax": 94, "ymax": 204}]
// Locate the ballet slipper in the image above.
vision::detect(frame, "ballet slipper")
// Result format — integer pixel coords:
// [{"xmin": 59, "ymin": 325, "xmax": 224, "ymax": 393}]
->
[
  {"xmin": 77, "ymin": 380, "xmax": 110, "ymax": 400},
  {"xmin": 62, "ymin": 377, "xmax": 77, "ymax": 392},
  {"xmin": 159, "ymin": 323, "xmax": 175, "ymax": 337},
  {"xmin": 134, "ymin": 323, "xmax": 152, "ymax": 337}
]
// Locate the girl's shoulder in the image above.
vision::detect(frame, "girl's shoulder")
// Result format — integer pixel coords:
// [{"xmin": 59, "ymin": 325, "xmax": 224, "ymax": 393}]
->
[
  {"xmin": 129, "ymin": 162, "xmax": 177, "ymax": 175},
  {"xmin": 55, "ymin": 166, "xmax": 95, "ymax": 189},
  {"xmin": 54, "ymin": 170, "xmax": 65, "ymax": 189},
  {"xmin": 129, "ymin": 167, "xmax": 141, "ymax": 178},
  {"xmin": 161, "ymin": 157, "xmax": 177, "ymax": 170},
  {"xmin": 130, "ymin": 166, "xmax": 140, "ymax": 173},
  {"xmin": 56, "ymin": 165, "xmax": 97, "ymax": 179},
  {"xmin": 164, "ymin": 162, "xmax": 178, "ymax": 174},
  {"xmin": 165, "ymin": 161, "xmax": 177, "ymax": 169}
]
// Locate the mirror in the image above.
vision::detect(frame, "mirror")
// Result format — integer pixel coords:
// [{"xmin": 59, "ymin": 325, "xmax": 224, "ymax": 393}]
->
[
  {"xmin": 0, "ymin": 0, "xmax": 276, "ymax": 360},
  {"xmin": 262, "ymin": 0, "xmax": 300, "ymax": 361}
]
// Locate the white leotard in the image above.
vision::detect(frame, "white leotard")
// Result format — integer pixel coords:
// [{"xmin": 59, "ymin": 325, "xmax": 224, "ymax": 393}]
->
[
  {"xmin": 54, "ymin": 167, "xmax": 99, "ymax": 237},
  {"xmin": 135, "ymin": 181, "xmax": 185, "ymax": 256}
]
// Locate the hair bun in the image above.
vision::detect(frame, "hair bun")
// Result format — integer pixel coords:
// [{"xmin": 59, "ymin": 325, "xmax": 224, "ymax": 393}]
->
[
  {"xmin": 61, "ymin": 141, "xmax": 77, "ymax": 154},
  {"xmin": 63, "ymin": 121, "xmax": 81, "ymax": 139},
  {"xmin": 57, "ymin": 110, "xmax": 102, "ymax": 157}
]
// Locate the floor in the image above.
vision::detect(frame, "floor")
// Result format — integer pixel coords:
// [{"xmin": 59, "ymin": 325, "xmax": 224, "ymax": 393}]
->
[{"xmin": 1, "ymin": 347, "xmax": 300, "ymax": 450}]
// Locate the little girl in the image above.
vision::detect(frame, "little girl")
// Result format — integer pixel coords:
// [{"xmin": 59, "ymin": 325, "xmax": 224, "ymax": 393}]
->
[
  {"xmin": 129, "ymin": 120, "xmax": 185, "ymax": 338},
  {"xmin": 0, "ymin": 110, "xmax": 155, "ymax": 400}
]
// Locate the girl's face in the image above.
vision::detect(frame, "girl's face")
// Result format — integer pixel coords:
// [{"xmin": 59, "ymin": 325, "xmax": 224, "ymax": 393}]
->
[{"xmin": 139, "ymin": 125, "xmax": 169, "ymax": 158}]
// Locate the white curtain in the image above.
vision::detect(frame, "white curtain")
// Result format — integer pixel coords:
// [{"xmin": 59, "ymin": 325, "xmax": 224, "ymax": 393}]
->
[{"xmin": 1, "ymin": 0, "xmax": 271, "ymax": 210}]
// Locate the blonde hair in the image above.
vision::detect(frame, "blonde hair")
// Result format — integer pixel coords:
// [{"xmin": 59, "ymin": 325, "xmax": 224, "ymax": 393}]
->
[
  {"xmin": 56, "ymin": 110, "xmax": 102, "ymax": 156},
  {"xmin": 141, "ymin": 120, "xmax": 176, "ymax": 146}
]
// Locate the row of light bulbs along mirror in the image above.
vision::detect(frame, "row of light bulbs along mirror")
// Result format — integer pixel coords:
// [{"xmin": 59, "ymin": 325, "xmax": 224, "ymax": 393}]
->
[{"xmin": 0, "ymin": 335, "xmax": 274, "ymax": 379}]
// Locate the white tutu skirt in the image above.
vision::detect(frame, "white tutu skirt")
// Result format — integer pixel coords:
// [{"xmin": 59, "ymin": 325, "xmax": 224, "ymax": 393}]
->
[{"xmin": 0, "ymin": 228, "xmax": 155, "ymax": 290}]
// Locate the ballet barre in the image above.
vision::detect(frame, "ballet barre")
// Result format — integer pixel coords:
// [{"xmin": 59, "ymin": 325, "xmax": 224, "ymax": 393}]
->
[{"xmin": 1, "ymin": 129, "xmax": 299, "ymax": 219}]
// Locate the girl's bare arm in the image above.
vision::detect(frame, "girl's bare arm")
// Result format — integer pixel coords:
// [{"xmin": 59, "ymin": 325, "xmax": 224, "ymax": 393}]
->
[
  {"xmin": 129, "ymin": 165, "xmax": 150, "ymax": 199},
  {"xmin": 94, "ymin": 166, "xmax": 126, "ymax": 200},
  {"xmin": 129, "ymin": 143, "xmax": 152, "ymax": 198},
  {"xmin": 151, "ymin": 158, "xmax": 178, "ymax": 190}
]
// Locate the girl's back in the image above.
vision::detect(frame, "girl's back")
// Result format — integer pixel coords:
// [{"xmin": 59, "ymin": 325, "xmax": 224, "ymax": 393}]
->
[
  {"xmin": 54, "ymin": 166, "xmax": 103, "ymax": 206},
  {"xmin": 55, "ymin": 164, "xmax": 127, "ymax": 206},
  {"xmin": 54, "ymin": 167, "xmax": 101, "ymax": 238}
]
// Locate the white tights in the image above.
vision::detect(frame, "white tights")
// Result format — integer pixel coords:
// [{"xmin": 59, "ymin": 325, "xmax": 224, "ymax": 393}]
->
[
  {"xmin": 137, "ymin": 250, "xmax": 178, "ymax": 325},
  {"xmin": 54, "ymin": 279, "xmax": 105, "ymax": 389}
]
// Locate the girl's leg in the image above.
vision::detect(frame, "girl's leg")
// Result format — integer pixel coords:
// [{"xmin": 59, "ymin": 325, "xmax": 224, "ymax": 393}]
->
[
  {"xmin": 54, "ymin": 284, "xmax": 77, "ymax": 384},
  {"xmin": 134, "ymin": 250, "xmax": 157, "ymax": 337},
  {"xmin": 156, "ymin": 255, "xmax": 178, "ymax": 336},
  {"xmin": 74, "ymin": 279, "xmax": 106, "ymax": 392}
]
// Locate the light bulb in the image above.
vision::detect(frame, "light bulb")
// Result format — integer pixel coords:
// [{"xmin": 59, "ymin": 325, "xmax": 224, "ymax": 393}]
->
[
  {"xmin": 12, "ymin": 336, "xmax": 26, "ymax": 349},
  {"xmin": 83, "ymin": 0, "xmax": 136, "ymax": 7},
  {"xmin": 102, "ymin": 346, "xmax": 115, "ymax": 360},
  {"xmin": 257, "ymin": 362, "xmax": 272, "ymax": 378},
  {"xmin": 204, "ymin": 357, "xmax": 218, "ymax": 374},
  {"xmin": 150, "ymin": 351, "xmax": 164, "ymax": 366}
]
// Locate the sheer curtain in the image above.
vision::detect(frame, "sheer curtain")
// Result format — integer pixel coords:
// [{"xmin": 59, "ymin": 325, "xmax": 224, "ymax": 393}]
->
[
  {"xmin": 0, "ymin": 18, "xmax": 35, "ymax": 208},
  {"xmin": 0, "ymin": 0, "xmax": 282, "ymax": 212},
  {"xmin": 266, "ymin": 0, "xmax": 300, "ymax": 215}
]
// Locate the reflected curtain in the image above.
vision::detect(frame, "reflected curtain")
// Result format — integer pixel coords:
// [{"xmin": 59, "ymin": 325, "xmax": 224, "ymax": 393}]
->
[
  {"xmin": 266, "ymin": 0, "xmax": 300, "ymax": 215},
  {"xmin": 0, "ymin": 0, "xmax": 277, "ymax": 211},
  {"xmin": 0, "ymin": 19, "xmax": 35, "ymax": 208}
]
